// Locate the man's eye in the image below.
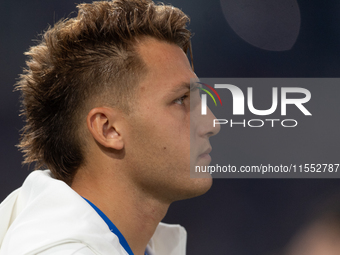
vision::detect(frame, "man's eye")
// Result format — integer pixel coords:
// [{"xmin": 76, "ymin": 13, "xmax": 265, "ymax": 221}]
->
[{"xmin": 174, "ymin": 95, "xmax": 188, "ymax": 105}]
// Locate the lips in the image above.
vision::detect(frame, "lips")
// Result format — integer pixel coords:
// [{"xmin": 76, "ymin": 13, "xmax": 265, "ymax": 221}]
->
[
  {"xmin": 200, "ymin": 147, "xmax": 212, "ymax": 156},
  {"xmin": 198, "ymin": 147, "xmax": 212, "ymax": 161}
]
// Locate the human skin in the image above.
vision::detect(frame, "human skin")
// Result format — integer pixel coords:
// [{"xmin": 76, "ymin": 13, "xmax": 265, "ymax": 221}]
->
[
  {"xmin": 71, "ymin": 37, "xmax": 220, "ymax": 255},
  {"xmin": 285, "ymin": 220, "xmax": 340, "ymax": 255}
]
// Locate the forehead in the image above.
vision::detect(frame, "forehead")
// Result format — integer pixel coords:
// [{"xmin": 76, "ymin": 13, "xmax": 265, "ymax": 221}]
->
[{"xmin": 136, "ymin": 37, "xmax": 195, "ymax": 91}]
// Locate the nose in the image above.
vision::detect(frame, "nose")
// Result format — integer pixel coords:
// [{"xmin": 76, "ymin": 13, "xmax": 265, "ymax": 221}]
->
[{"xmin": 198, "ymin": 105, "xmax": 220, "ymax": 138}]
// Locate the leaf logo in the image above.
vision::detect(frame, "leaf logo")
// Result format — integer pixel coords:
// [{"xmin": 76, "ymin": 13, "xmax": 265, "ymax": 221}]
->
[{"xmin": 197, "ymin": 82, "xmax": 222, "ymax": 115}]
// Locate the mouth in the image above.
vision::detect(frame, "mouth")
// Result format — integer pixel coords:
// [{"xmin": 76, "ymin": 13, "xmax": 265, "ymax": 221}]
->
[{"xmin": 198, "ymin": 147, "xmax": 212, "ymax": 161}]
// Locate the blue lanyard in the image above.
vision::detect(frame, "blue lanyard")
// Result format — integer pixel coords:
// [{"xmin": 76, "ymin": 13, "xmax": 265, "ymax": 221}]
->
[
  {"xmin": 83, "ymin": 198, "xmax": 136, "ymax": 255},
  {"xmin": 83, "ymin": 198, "xmax": 149, "ymax": 255}
]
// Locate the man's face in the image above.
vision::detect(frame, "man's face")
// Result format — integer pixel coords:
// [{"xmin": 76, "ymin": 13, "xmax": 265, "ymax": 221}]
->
[{"xmin": 122, "ymin": 37, "xmax": 219, "ymax": 203}]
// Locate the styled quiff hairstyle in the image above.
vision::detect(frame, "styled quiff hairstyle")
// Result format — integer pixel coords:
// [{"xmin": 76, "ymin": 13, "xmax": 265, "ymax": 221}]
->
[{"xmin": 16, "ymin": 0, "xmax": 192, "ymax": 183}]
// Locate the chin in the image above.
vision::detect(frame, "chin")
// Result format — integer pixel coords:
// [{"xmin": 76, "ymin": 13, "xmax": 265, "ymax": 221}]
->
[
  {"xmin": 192, "ymin": 176, "xmax": 213, "ymax": 196},
  {"xmin": 174, "ymin": 176, "xmax": 213, "ymax": 201}
]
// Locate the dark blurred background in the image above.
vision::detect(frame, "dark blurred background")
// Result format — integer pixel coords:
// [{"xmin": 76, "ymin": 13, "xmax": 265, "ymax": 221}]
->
[{"xmin": 1, "ymin": 1, "xmax": 340, "ymax": 255}]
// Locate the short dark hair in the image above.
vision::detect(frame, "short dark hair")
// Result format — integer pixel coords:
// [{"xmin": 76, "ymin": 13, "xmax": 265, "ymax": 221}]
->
[{"xmin": 16, "ymin": 0, "xmax": 192, "ymax": 183}]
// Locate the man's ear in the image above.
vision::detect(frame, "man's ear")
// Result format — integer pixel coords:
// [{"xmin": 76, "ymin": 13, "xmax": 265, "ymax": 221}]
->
[{"xmin": 86, "ymin": 107, "xmax": 124, "ymax": 150}]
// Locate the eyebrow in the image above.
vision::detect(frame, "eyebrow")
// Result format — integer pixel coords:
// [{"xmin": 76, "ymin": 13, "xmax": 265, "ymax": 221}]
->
[{"xmin": 170, "ymin": 81, "xmax": 201, "ymax": 94}]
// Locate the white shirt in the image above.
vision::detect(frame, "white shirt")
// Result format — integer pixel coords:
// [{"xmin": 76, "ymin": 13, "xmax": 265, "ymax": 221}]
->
[{"xmin": 0, "ymin": 170, "xmax": 187, "ymax": 255}]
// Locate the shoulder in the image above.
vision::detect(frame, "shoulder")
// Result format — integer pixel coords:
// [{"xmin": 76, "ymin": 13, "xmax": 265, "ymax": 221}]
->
[{"xmin": 37, "ymin": 243, "xmax": 96, "ymax": 255}]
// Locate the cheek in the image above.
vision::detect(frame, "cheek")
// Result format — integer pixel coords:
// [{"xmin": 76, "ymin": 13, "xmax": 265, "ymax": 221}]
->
[
  {"xmin": 150, "ymin": 108, "xmax": 190, "ymax": 138},
  {"xmin": 127, "ymin": 107, "xmax": 190, "ymax": 161}
]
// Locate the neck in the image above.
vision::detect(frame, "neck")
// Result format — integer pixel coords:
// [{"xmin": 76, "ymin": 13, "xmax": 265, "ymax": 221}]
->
[{"xmin": 71, "ymin": 165, "xmax": 170, "ymax": 255}]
